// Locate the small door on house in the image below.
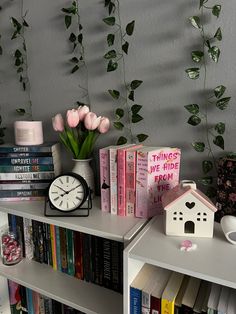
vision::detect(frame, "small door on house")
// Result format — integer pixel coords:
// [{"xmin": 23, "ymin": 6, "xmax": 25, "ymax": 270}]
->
[{"xmin": 184, "ymin": 221, "xmax": 195, "ymax": 234}]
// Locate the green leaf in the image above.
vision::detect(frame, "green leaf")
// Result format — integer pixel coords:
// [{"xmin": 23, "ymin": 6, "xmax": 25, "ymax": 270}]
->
[
  {"xmin": 69, "ymin": 32, "xmax": 76, "ymax": 42},
  {"xmin": 23, "ymin": 82, "xmax": 26, "ymax": 90},
  {"xmin": 23, "ymin": 19, "xmax": 29, "ymax": 27},
  {"xmin": 16, "ymin": 108, "xmax": 25, "ymax": 115},
  {"xmin": 184, "ymin": 104, "xmax": 200, "ymax": 114},
  {"xmin": 70, "ymin": 57, "xmax": 79, "ymax": 63},
  {"xmin": 185, "ymin": 68, "xmax": 200, "ymax": 79},
  {"xmin": 15, "ymin": 58, "xmax": 21, "ymax": 66},
  {"xmin": 188, "ymin": 16, "xmax": 201, "ymax": 29},
  {"xmin": 205, "ymin": 40, "xmax": 211, "ymax": 49},
  {"xmin": 137, "ymin": 133, "xmax": 148, "ymax": 142},
  {"xmin": 212, "ymin": 5, "xmax": 221, "ymax": 18},
  {"xmin": 117, "ymin": 136, "xmax": 127, "ymax": 145},
  {"xmin": 104, "ymin": 49, "xmax": 117, "ymax": 59},
  {"xmin": 11, "ymin": 31, "xmax": 18, "ymax": 40},
  {"xmin": 115, "ymin": 108, "xmax": 124, "ymax": 119},
  {"xmin": 131, "ymin": 104, "xmax": 142, "ymax": 114},
  {"xmin": 103, "ymin": 17, "xmax": 116, "ymax": 26},
  {"xmin": 65, "ymin": 15, "xmax": 72, "ymax": 29},
  {"xmin": 107, "ymin": 59, "xmax": 118, "ymax": 72},
  {"xmin": 61, "ymin": 6, "xmax": 76, "ymax": 14},
  {"xmin": 215, "ymin": 122, "xmax": 225, "ymax": 134},
  {"xmin": 192, "ymin": 142, "xmax": 205, "ymax": 152},
  {"xmin": 105, "ymin": 0, "xmax": 111, "ymax": 7},
  {"xmin": 187, "ymin": 115, "xmax": 201, "ymax": 126},
  {"xmin": 198, "ymin": 176, "xmax": 213, "ymax": 186},
  {"xmin": 126, "ymin": 20, "xmax": 135, "ymax": 36},
  {"xmin": 113, "ymin": 121, "xmax": 124, "ymax": 130},
  {"xmin": 14, "ymin": 49, "xmax": 22, "ymax": 58},
  {"xmin": 208, "ymin": 46, "xmax": 220, "ymax": 63},
  {"xmin": 128, "ymin": 91, "xmax": 134, "ymax": 101},
  {"xmin": 214, "ymin": 85, "xmax": 226, "ymax": 98},
  {"xmin": 130, "ymin": 80, "xmax": 143, "ymax": 90},
  {"xmin": 0, "ymin": 46, "xmax": 2, "ymax": 55},
  {"xmin": 107, "ymin": 34, "xmax": 115, "ymax": 46},
  {"xmin": 214, "ymin": 27, "xmax": 222, "ymax": 41},
  {"xmin": 17, "ymin": 67, "xmax": 23, "ymax": 73},
  {"xmin": 71, "ymin": 65, "xmax": 79, "ymax": 73},
  {"xmin": 199, "ymin": 0, "xmax": 207, "ymax": 9},
  {"xmin": 122, "ymin": 41, "xmax": 129, "ymax": 54},
  {"xmin": 108, "ymin": 89, "xmax": 120, "ymax": 99},
  {"xmin": 132, "ymin": 114, "xmax": 143, "ymax": 123},
  {"xmin": 11, "ymin": 17, "xmax": 22, "ymax": 31},
  {"xmin": 108, "ymin": 2, "xmax": 115, "ymax": 15},
  {"xmin": 213, "ymin": 135, "xmax": 224, "ymax": 149},
  {"xmin": 216, "ymin": 97, "xmax": 231, "ymax": 110},
  {"xmin": 191, "ymin": 51, "xmax": 204, "ymax": 63},
  {"xmin": 202, "ymin": 160, "xmax": 213, "ymax": 174},
  {"xmin": 78, "ymin": 33, "xmax": 83, "ymax": 44}
]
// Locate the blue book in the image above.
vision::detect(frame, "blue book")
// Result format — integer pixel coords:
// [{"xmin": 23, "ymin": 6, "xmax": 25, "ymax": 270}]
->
[
  {"xmin": 55, "ymin": 226, "xmax": 61, "ymax": 272},
  {"xmin": 0, "ymin": 142, "xmax": 59, "ymax": 153},
  {"xmin": 130, "ymin": 286, "xmax": 141, "ymax": 314},
  {"xmin": 26, "ymin": 288, "xmax": 34, "ymax": 314}
]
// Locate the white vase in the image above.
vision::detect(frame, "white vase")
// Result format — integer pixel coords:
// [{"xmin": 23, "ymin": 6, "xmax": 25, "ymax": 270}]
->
[
  {"xmin": 71, "ymin": 158, "xmax": 95, "ymax": 198},
  {"xmin": 14, "ymin": 121, "xmax": 44, "ymax": 145},
  {"xmin": 221, "ymin": 215, "xmax": 236, "ymax": 245}
]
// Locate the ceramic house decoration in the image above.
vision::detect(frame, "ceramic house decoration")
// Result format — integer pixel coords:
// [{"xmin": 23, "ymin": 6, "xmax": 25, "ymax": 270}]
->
[{"xmin": 162, "ymin": 180, "xmax": 217, "ymax": 238}]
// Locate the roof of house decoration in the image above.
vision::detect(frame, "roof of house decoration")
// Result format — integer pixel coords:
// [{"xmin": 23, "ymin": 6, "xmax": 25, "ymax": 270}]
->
[{"xmin": 162, "ymin": 181, "xmax": 217, "ymax": 213}]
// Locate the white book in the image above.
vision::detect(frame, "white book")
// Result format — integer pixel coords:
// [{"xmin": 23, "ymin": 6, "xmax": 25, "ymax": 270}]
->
[
  {"xmin": 227, "ymin": 288, "xmax": 236, "ymax": 314},
  {"xmin": 0, "ymin": 276, "xmax": 11, "ymax": 314},
  {"xmin": 193, "ymin": 281, "xmax": 209, "ymax": 314},
  {"xmin": 217, "ymin": 286, "xmax": 230, "ymax": 314},
  {"xmin": 207, "ymin": 283, "xmax": 222, "ymax": 314},
  {"xmin": 182, "ymin": 277, "xmax": 201, "ymax": 309}
]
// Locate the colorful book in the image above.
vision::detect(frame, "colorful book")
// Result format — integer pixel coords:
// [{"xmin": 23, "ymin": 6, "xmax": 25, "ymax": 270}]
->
[
  {"xmin": 0, "ymin": 189, "xmax": 47, "ymax": 198},
  {"xmin": 0, "ymin": 276, "xmax": 11, "ymax": 314},
  {"xmin": 0, "ymin": 171, "xmax": 56, "ymax": 181},
  {"xmin": 117, "ymin": 144, "xmax": 142, "ymax": 216},
  {"xmin": 135, "ymin": 146, "xmax": 181, "ymax": 218},
  {"xmin": 0, "ymin": 142, "xmax": 60, "ymax": 153},
  {"xmin": 0, "ymin": 182, "xmax": 50, "ymax": 190},
  {"xmin": 26, "ymin": 288, "xmax": 34, "ymax": 314},
  {"xmin": 99, "ymin": 145, "xmax": 116, "ymax": 212},
  {"xmin": 161, "ymin": 272, "xmax": 184, "ymax": 314},
  {"xmin": 181, "ymin": 277, "xmax": 201, "ymax": 314},
  {"xmin": 50, "ymin": 224, "xmax": 57, "ymax": 270},
  {"xmin": 55, "ymin": 225, "xmax": 62, "ymax": 271},
  {"xmin": 32, "ymin": 290, "xmax": 40, "ymax": 314},
  {"xmin": 66, "ymin": 229, "xmax": 75, "ymax": 276},
  {"xmin": 8, "ymin": 280, "xmax": 22, "ymax": 314},
  {"xmin": 0, "ymin": 196, "xmax": 45, "ymax": 202},
  {"xmin": 0, "ymin": 156, "xmax": 60, "ymax": 165},
  {"xmin": 0, "ymin": 164, "xmax": 56, "ymax": 173},
  {"xmin": 109, "ymin": 144, "xmax": 134, "ymax": 215},
  {"xmin": 59, "ymin": 227, "xmax": 68, "ymax": 273}
]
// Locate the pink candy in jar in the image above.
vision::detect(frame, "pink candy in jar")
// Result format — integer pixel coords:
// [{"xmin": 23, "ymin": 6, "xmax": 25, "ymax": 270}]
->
[{"xmin": 1, "ymin": 232, "xmax": 22, "ymax": 265}]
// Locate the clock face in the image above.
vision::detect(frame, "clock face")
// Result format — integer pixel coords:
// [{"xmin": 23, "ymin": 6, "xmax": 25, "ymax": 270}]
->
[{"xmin": 48, "ymin": 173, "xmax": 88, "ymax": 212}]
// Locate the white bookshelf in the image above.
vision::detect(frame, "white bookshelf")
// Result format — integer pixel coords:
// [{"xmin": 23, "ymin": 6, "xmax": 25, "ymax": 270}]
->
[
  {"xmin": 124, "ymin": 215, "xmax": 236, "ymax": 313},
  {"xmin": 0, "ymin": 197, "xmax": 147, "ymax": 314}
]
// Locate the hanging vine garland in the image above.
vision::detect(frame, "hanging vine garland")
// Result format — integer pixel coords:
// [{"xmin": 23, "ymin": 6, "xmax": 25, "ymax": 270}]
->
[
  {"xmin": 61, "ymin": 0, "xmax": 91, "ymax": 107},
  {"xmin": 103, "ymin": 0, "xmax": 148, "ymax": 145},
  {"xmin": 184, "ymin": 0, "xmax": 231, "ymax": 197},
  {"xmin": 10, "ymin": 0, "xmax": 32, "ymax": 119}
]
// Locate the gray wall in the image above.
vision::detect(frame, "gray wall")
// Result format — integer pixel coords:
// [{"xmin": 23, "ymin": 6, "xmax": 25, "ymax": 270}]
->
[{"xmin": 0, "ymin": 0, "xmax": 235, "ymax": 181}]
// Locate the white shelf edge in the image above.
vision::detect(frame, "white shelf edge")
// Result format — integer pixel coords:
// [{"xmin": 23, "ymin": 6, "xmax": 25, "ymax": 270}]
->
[{"xmin": 0, "ymin": 258, "xmax": 123, "ymax": 314}]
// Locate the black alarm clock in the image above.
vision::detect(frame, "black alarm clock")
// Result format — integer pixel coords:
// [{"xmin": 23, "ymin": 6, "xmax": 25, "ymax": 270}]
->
[{"xmin": 46, "ymin": 172, "xmax": 91, "ymax": 215}]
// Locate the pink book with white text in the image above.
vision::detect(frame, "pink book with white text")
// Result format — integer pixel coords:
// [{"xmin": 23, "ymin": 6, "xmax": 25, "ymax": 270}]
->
[
  {"xmin": 117, "ymin": 145, "xmax": 142, "ymax": 216},
  {"xmin": 135, "ymin": 146, "xmax": 181, "ymax": 218}
]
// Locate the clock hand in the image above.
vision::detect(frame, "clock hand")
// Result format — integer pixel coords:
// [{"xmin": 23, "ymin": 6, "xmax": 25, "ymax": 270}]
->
[
  {"xmin": 54, "ymin": 184, "xmax": 67, "ymax": 193},
  {"xmin": 60, "ymin": 184, "xmax": 81, "ymax": 197}
]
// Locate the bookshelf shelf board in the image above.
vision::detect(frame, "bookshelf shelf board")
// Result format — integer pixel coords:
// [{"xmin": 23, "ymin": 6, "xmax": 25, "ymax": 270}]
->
[
  {"xmin": 0, "ymin": 198, "xmax": 146, "ymax": 242},
  {"xmin": 126, "ymin": 216, "xmax": 236, "ymax": 289},
  {"xmin": 0, "ymin": 258, "xmax": 122, "ymax": 314}
]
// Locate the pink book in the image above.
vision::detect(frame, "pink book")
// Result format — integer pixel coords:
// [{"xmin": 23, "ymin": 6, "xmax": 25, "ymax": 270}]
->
[
  {"xmin": 117, "ymin": 144, "xmax": 142, "ymax": 216},
  {"xmin": 135, "ymin": 146, "xmax": 181, "ymax": 218},
  {"xmin": 99, "ymin": 146, "xmax": 115, "ymax": 212}
]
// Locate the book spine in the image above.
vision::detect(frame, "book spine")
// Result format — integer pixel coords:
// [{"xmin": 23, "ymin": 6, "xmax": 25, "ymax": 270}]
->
[
  {"xmin": 0, "ymin": 196, "xmax": 45, "ymax": 202},
  {"xmin": 0, "ymin": 164, "xmax": 55, "ymax": 173},
  {"xmin": 0, "ymin": 182, "xmax": 50, "ymax": 190},
  {"xmin": 26, "ymin": 288, "xmax": 34, "ymax": 314},
  {"xmin": 43, "ymin": 296, "xmax": 52, "ymax": 314},
  {"xmin": 150, "ymin": 296, "xmax": 161, "ymax": 314},
  {"xmin": 0, "ymin": 143, "xmax": 58, "ymax": 153},
  {"xmin": 103, "ymin": 238, "xmax": 112, "ymax": 289},
  {"xmin": 0, "ymin": 276, "xmax": 11, "ymax": 314},
  {"xmin": 99, "ymin": 148, "xmax": 110, "ymax": 212},
  {"xmin": 111, "ymin": 240, "xmax": 121, "ymax": 292},
  {"xmin": 32, "ymin": 290, "xmax": 40, "ymax": 314},
  {"xmin": 0, "ymin": 189, "xmax": 47, "ymax": 198},
  {"xmin": 66, "ymin": 229, "xmax": 75, "ymax": 276},
  {"xmin": 16, "ymin": 216, "xmax": 25, "ymax": 257},
  {"xmin": 135, "ymin": 151, "xmax": 148, "ymax": 218},
  {"xmin": 39, "ymin": 295, "xmax": 46, "ymax": 314},
  {"xmin": 0, "ymin": 157, "xmax": 55, "ymax": 165},
  {"xmin": 59, "ymin": 227, "xmax": 68, "ymax": 273},
  {"xmin": 117, "ymin": 149, "xmax": 127, "ymax": 216},
  {"xmin": 8, "ymin": 214, "xmax": 17, "ymax": 237},
  {"xmin": 19, "ymin": 285, "xmax": 28, "ymax": 312},
  {"xmin": 130, "ymin": 287, "xmax": 141, "ymax": 314},
  {"xmin": 55, "ymin": 226, "xmax": 61, "ymax": 272},
  {"xmin": 82, "ymin": 233, "xmax": 91, "ymax": 282},
  {"xmin": 125, "ymin": 150, "xmax": 137, "ymax": 217},
  {"xmin": 0, "ymin": 171, "xmax": 55, "ymax": 181},
  {"xmin": 93, "ymin": 236, "xmax": 103, "ymax": 286},
  {"xmin": 109, "ymin": 148, "xmax": 118, "ymax": 215},
  {"xmin": 74, "ymin": 231, "xmax": 84, "ymax": 280},
  {"xmin": 0, "ymin": 152, "xmax": 54, "ymax": 157},
  {"xmin": 46, "ymin": 224, "xmax": 53, "ymax": 267},
  {"xmin": 42, "ymin": 223, "xmax": 49, "ymax": 264},
  {"xmin": 50, "ymin": 224, "xmax": 57, "ymax": 270},
  {"xmin": 161, "ymin": 298, "xmax": 174, "ymax": 314},
  {"xmin": 8, "ymin": 280, "xmax": 22, "ymax": 314}
]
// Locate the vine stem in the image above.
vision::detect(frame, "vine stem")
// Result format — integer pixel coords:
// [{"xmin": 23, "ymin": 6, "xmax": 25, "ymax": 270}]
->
[
  {"xmin": 20, "ymin": 0, "xmax": 32, "ymax": 120},
  {"xmin": 75, "ymin": 0, "xmax": 91, "ymax": 108},
  {"xmin": 115, "ymin": 0, "xmax": 133, "ymax": 143},
  {"xmin": 200, "ymin": 6, "xmax": 217, "ymax": 171}
]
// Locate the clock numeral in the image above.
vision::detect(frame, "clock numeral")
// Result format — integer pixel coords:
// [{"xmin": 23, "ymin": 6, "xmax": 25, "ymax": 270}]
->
[
  {"xmin": 53, "ymin": 197, "xmax": 60, "ymax": 201},
  {"xmin": 76, "ymin": 196, "xmax": 82, "ymax": 201},
  {"xmin": 59, "ymin": 201, "xmax": 63, "ymax": 207},
  {"xmin": 59, "ymin": 178, "xmax": 63, "ymax": 185},
  {"xmin": 67, "ymin": 202, "xmax": 69, "ymax": 209},
  {"xmin": 52, "ymin": 191, "xmax": 58, "ymax": 194},
  {"xmin": 77, "ymin": 191, "xmax": 83, "ymax": 193},
  {"xmin": 66, "ymin": 176, "xmax": 69, "ymax": 183}
]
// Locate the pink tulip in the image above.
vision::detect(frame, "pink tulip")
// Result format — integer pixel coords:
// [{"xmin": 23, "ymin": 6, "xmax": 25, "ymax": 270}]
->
[
  {"xmin": 84, "ymin": 112, "xmax": 101, "ymax": 130},
  {"xmin": 66, "ymin": 109, "xmax": 80, "ymax": 128},
  {"xmin": 98, "ymin": 117, "xmax": 110, "ymax": 134},
  {"xmin": 52, "ymin": 113, "xmax": 64, "ymax": 132},
  {"xmin": 77, "ymin": 105, "xmax": 90, "ymax": 121}
]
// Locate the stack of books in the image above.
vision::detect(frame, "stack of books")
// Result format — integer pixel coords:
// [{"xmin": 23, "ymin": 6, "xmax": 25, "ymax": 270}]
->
[
  {"xmin": 130, "ymin": 264, "xmax": 236, "ymax": 314},
  {"xmin": 0, "ymin": 142, "xmax": 62, "ymax": 201},
  {"xmin": 99, "ymin": 144, "xmax": 181, "ymax": 218}
]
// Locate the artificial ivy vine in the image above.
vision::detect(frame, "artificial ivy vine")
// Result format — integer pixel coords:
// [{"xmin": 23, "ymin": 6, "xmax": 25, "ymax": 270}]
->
[
  {"xmin": 0, "ymin": 5, "xmax": 6, "ymax": 144},
  {"xmin": 103, "ymin": 0, "xmax": 148, "ymax": 145},
  {"xmin": 185, "ymin": 0, "xmax": 231, "ymax": 197},
  {"xmin": 61, "ymin": 0, "xmax": 90, "ymax": 107},
  {"xmin": 10, "ymin": 0, "xmax": 32, "ymax": 119}
]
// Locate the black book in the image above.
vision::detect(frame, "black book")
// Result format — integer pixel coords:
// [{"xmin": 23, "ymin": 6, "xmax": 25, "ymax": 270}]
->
[
  {"xmin": 82, "ymin": 233, "xmax": 92, "ymax": 282},
  {"xmin": 103, "ymin": 238, "xmax": 112, "ymax": 289},
  {"xmin": 52, "ymin": 299, "xmax": 63, "ymax": 314},
  {"xmin": 92, "ymin": 236, "xmax": 103, "ymax": 286}
]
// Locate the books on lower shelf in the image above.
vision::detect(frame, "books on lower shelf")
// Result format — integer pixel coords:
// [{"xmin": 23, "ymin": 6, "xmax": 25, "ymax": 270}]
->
[
  {"xmin": 99, "ymin": 145, "xmax": 181, "ymax": 218},
  {"xmin": 0, "ymin": 142, "xmax": 62, "ymax": 201},
  {"xmin": 129, "ymin": 264, "xmax": 236, "ymax": 314},
  {"xmin": 0, "ymin": 277, "xmax": 85, "ymax": 314}
]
